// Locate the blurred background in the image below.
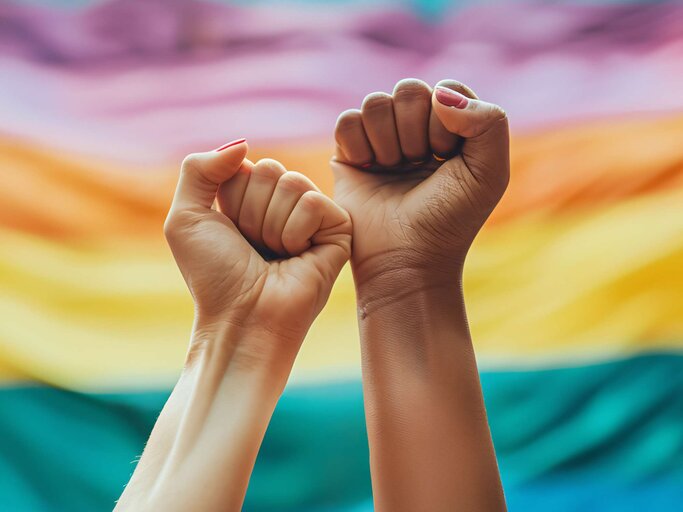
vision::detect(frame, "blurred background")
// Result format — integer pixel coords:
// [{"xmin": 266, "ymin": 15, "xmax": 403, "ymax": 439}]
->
[{"xmin": 1, "ymin": 0, "xmax": 682, "ymax": 510}]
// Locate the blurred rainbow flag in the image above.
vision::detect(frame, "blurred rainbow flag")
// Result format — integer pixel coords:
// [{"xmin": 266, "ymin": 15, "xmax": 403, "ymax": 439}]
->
[{"xmin": 1, "ymin": 0, "xmax": 682, "ymax": 510}]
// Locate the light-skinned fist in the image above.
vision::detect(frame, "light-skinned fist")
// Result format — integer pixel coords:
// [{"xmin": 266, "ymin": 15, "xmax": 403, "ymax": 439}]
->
[{"xmin": 164, "ymin": 139, "xmax": 352, "ymax": 360}]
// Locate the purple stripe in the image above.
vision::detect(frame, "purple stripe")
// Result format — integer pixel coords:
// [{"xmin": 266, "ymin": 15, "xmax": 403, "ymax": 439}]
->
[{"xmin": 1, "ymin": 1, "xmax": 682, "ymax": 162}]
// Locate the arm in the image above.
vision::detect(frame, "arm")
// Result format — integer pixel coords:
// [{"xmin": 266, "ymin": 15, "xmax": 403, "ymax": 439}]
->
[
  {"xmin": 117, "ymin": 324, "xmax": 297, "ymax": 512},
  {"xmin": 332, "ymin": 78, "xmax": 509, "ymax": 511},
  {"xmin": 117, "ymin": 141, "xmax": 352, "ymax": 511},
  {"xmin": 355, "ymin": 264, "xmax": 504, "ymax": 511}
]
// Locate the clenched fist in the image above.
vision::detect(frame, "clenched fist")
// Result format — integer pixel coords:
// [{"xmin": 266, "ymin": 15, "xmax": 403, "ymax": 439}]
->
[
  {"xmin": 119, "ymin": 140, "xmax": 352, "ymax": 512},
  {"xmin": 332, "ymin": 79, "xmax": 509, "ymax": 286},
  {"xmin": 332, "ymin": 80, "xmax": 509, "ymax": 512},
  {"xmin": 164, "ymin": 139, "xmax": 352, "ymax": 354}
]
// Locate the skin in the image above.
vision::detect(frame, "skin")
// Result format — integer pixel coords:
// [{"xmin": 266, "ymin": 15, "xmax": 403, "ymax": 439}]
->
[
  {"xmin": 332, "ymin": 78, "xmax": 509, "ymax": 511},
  {"xmin": 115, "ymin": 141, "xmax": 352, "ymax": 512}
]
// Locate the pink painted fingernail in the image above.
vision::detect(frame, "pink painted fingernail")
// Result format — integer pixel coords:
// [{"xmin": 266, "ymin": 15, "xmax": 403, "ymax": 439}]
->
[
  {"xmin": 435, "ymin": 87, "xmax": 469, "ymax": 109},
  {"xmin": 215, "ymin": 138, "xmax": 247, "ymax": 152}
]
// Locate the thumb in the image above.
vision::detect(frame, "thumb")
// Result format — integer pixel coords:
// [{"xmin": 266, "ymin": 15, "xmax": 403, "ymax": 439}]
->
[
  {"xmin": 170, "ymin": 138, "xmax": 249, "ymax": 213},
  {"xmin": 431, "ymin": 87, "xmax": 509, "ymax": 186}
]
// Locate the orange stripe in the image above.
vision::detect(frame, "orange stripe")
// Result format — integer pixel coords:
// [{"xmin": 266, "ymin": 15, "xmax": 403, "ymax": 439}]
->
[
  {"xmin": 0, "ymin": 142, "xmax": 334, "ymax": 242},
  {"xmin": 494, "ymin": 113, "xmax": 683, "ymax": 223},
  {"xmin": 2, "ymin": 114, "xmax": 681, "ymax": 242}
]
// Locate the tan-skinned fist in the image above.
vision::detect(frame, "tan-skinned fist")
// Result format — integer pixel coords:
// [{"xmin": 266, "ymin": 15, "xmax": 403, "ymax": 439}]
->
[{"xmin": 331, "ymin": 79, "xmax": 509, "ymax": 286}]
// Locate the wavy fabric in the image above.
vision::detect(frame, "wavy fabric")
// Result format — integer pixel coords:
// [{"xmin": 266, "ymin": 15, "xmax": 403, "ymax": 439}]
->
[
  {"xmin": 1, "ymin": 354, "xmax": 681, "ymax": 511},
  {"xmin": 1, "ymin": 0, "xmax": 682, "ymax": 510}
]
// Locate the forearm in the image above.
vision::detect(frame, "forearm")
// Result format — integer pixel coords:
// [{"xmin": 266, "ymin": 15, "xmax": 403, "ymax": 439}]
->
[
  {"xmin": 355, "ymin": 265, "xmax": 505, "ymax": 512},
  {"xmin": 117, "ymin": 320, "xmax": 298, "ymax": 512}
]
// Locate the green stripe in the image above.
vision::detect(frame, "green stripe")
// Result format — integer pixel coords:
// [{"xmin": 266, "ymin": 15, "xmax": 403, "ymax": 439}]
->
[{"xmin": 1, "ymin": 353, "xmax": 682, "ymax": 511}]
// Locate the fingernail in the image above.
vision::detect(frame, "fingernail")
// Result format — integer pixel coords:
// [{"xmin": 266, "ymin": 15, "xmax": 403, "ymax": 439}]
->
[
  {"xmin": 215, "ymin": 138, "xmax": 247, "ymax": 152},
  {"xmin": 361, "ymin": 163, "xmax": 372, "ymax": 169},
  {"xmin": 435, "ymin": 87, "xmax": 469, "ymax": 109}
]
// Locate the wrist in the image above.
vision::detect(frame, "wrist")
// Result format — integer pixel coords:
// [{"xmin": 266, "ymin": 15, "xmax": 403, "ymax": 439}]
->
[
  {"xmin": 351, "ymin": 251, "xmax": 474, "ymax": 368},
  {"xmin": 351, "ymin": 250, "xmax": 464, "ymax": 315},
  {"xmin": 186, "ymin": 315, "xmax": 303, "ymax": 388}
]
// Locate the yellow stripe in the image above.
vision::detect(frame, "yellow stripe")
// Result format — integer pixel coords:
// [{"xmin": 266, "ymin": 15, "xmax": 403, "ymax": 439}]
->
[
  {"xmin": 468, "ymin": 186, "xmax": 683, "ymax": 366},
  {"xmin": 0, "ymin": 229, "xmax": 359, "ymax": 387},
  {"xmin": 2, "ymin": 184, "xmax": 681, "ymax": 388}
]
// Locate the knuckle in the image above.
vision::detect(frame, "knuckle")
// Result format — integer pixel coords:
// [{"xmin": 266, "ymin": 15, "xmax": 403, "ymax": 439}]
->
[
  {"xmin": 335, "ymin": 109, "xmax": 362, "ymax": 134},
  {"xmin": 180, "ymin": 153, "xmax": 203, "ymax": 174},
  {"xmin": 163, "ymin": 210, "xmax": 196, "ymax": 242},
  {"xmin": 361, "ymin": 92, "xmax": 393, "ymax": 114},
  {"xmin": 393, "ymin": 78, "xmax": 431, "ymax": 102},
  {"xmin": 299, "ymin": 190, "xmax": 322, "ymax": 209},
  {"xmin": 278, "ymin": 171, "xmax": 314, "ymax": 193},
  {"xmin": 253, "ymin": 158, "xmax": 286, "ymax": 179}
]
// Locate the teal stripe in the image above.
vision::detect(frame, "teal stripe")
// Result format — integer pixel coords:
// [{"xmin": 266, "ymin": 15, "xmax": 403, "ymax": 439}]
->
[{"xmin": 1, "ymin": 353, "xmax": 682, "ymax": 511}]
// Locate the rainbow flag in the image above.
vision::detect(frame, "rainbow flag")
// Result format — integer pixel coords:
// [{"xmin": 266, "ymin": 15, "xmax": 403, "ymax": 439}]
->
[{"xmin": 1, "ymin": 1, "xmax": 682, "ymax": 510}]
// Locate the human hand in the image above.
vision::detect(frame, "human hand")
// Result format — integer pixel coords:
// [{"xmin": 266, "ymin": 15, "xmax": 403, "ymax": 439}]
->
[
  {"xmin": 331, "ymin": 79, "xmax": 508, "ymax": 290},
  {"xmin": 332, "ymin": 81, "xmax": 508, "ymax": 511},
  {"xmin": 117, "ymin": 141, "xmax": 351, "ymax": 512},
  {"xmin": 165, "ymin": 139, "xmax": 352, "ymax": 360}
]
